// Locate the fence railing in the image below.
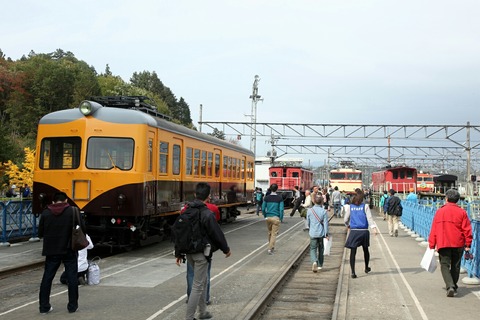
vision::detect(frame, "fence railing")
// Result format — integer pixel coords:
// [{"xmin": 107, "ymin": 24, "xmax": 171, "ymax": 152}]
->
[
  {"xmin": 401, "ymin": 200, "xmax": 479, "ymax": 279},
  {"xmin": 0, "ymin": 200, "xmax": 38, "ymax": 245}
]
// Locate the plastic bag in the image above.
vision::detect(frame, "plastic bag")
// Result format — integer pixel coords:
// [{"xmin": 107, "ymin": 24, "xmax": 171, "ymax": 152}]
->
[
  {"xmin": 88, "ymin": 257, "xmax": 101, "ymax": 285},
  {"xmin": 323, "ymin": 236, "xmax": 332, "ymax": 256},
  {"xmin": 420, "ymin": 248, "xmax": 437, "ymax": 273}
]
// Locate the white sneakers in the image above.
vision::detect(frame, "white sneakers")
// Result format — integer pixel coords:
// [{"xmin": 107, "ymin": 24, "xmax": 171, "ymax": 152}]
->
[{"xmin": 312, "ymin": 262, "xmax": 318, "ymax": 272}]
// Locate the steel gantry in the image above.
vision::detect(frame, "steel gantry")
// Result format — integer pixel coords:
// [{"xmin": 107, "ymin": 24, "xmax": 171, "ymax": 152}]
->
[{"xmin": 199, "ymin": 121, "xmax": 480, "ymax": 194}]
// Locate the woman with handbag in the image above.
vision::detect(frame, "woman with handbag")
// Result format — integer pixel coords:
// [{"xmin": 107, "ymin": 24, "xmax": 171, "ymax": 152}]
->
[{"xmin": 306, "ymin": 193, "xmax": 329, "ymax": 272}]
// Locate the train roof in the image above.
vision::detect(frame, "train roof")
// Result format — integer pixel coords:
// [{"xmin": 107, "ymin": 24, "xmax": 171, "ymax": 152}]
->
[
  {"xmin": 433, "ymin": 174, "xmax": 458, "ymax": 182},
  {"xmin": 372, "ymin": 166, "xmax": 417, "ymax": 173},
  {"xmin": 38, "ymin": 103, "xmax": 254, "ymax": 156},
  {"xmin": 269, "ymin": 166, "xmax": 313, "ymax": 171}
]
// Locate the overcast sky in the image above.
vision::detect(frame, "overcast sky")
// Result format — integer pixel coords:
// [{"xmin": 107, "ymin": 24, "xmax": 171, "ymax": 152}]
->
[{"xmin": 3, "ymin": 0, "xmax": 480, "ymax": 164}]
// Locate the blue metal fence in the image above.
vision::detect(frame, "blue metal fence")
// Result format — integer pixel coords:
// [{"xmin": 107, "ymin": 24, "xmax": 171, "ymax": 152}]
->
[
  {"xmin": 401, "ymin": 200, "xmax": 480, "ymax": 279},
  {"xmin": 0, "ymin": 200, "xmax": 38, "ymax": 244}
]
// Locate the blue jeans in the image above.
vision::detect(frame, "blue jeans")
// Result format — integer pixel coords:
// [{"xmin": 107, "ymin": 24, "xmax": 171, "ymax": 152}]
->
[
  {"xmin": 310, "ymin": 237, "xmax": 325, "ymax": 267},
  {"xmin": 187, "ymin": 259, "xmax": 211, "ymax": 302},
  {"xmin": 256, "ymin": 203, "xmax": 262, "ymax": 215},
  {"xmin": 334, "ymin": 202, "xmax": 342, "ymax": 217},
  {"xmin": 39, "ymin": 251, "xmax": 78, "ymax": 313}
]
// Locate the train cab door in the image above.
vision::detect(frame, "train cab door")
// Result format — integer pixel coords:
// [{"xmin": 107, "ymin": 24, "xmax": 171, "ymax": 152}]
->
[
  {"xmin": 172, "ymin": 137, "xmax": 183, "ymax": 205},
  {"xmin": 146, "ymin": 131, "xmax": 156, "ymax": 215},
  {"xmin": 286, "ymin": 168, "xmax": 300, "ymax": 189}
]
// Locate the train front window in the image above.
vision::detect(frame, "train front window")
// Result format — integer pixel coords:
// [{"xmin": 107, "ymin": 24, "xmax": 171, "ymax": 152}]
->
[
  {"xmin": 40, "ymin": 137, "xmax": 81, "ymax": 169},
  {"xmin": 330, "ymin": 173, "xmax": 346, "ymax": 180},
  {"xmin": 347, "ymin": 173, "xmax": 362, "ymax": 180},
  {"xmin": 86, "ymin": 137, "xmax": 134, "ymax": 170}
]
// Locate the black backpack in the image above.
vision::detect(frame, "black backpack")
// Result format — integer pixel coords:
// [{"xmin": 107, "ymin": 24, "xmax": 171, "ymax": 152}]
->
[{"xmin": 173, "ymin": 204, "xmax": 207, "ymax": 258}]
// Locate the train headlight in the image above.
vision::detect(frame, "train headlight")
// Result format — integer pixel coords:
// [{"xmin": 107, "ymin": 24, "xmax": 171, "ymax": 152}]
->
[
  {"xmin": 79, "ymin": 100, "xmax": 102, "ymax": 116},
  {"xmin": 117, "ymin": 194, "xmax": 126, "ymax": 205}
]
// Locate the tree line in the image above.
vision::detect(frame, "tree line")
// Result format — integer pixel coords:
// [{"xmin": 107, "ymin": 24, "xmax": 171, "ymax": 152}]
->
[
  {"xmin": 0, "ymin": 48, "xmax": 200, "ymax": 189},
  {"xmin": 0, "ymin": 48, "xmax": 198, "ymax": 162}
]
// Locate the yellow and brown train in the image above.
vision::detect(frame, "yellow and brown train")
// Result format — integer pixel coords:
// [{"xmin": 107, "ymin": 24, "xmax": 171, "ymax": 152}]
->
[{"xmin": 33, "ymin": 96, "xmax": 255, "ymax": 247}]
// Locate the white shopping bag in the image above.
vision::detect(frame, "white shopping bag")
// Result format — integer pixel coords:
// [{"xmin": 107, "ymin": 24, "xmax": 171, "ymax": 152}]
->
[
  {"xmin": 323, "ymin": 236, "xmax": 332, "ymax": 256},
  {"xmin": 420, "ymin": 248, "xmax": 437, "ymax": 273},
  {"xmin": 87, "ymin": 256, "xmax": 101, "ymax": 285}
]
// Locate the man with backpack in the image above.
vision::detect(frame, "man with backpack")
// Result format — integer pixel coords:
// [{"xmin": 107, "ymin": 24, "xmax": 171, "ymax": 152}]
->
[
  {"xmin": 174, "ymin": 183, "xmax": 231, "ymax": 320},
  {"xmin": 385, "ymin": 189, "xmax": 402, "ymax": 237}
]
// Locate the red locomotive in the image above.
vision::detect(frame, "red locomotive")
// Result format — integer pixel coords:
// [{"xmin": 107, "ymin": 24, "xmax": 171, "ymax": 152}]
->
[
  {"xmin": 371, "ymin": 166, "xmax": 417, "ymax": 194},
  {"xmin": 268, "ymin": 166, "xmax": 313, "ymax": 206}
]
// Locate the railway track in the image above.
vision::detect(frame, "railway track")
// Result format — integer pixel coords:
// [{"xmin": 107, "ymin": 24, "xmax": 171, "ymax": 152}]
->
[{"xmin": 248, "ymin": 223, "xmax": 347, "ymax": 320}]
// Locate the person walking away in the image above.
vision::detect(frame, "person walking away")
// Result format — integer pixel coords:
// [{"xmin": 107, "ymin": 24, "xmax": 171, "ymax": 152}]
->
[
  {"xmin": 290, "ymin": 186, "xmax": 301, "ymax": 217},
  {"xmin": 385, "ymin": 189, "xmax": 402, "ymax": 237},
  {"xmin": 322, "ymin": 188, "xmax": 330, "ymax": 211},
  {"xmin": 379, "ymin": 190, "xmax": 388, "ymax": 220},
  {"xmin": 406, "ymin": 188, "xmax": 418, "ymax": 203},
  {"xmin": 60, "ymin": 234, "xmax": 94, "ymax": 285},
  {"xmin": 428, "ymin": 189, "xmax": 472, "ymax": 297},
  {"xmin": 344, "ymin": 190, "xmax": 377, "ymax": 278},
  {"xmin": 306, "ymin": 194, "xmax": 329, "ymax": 272},
  {"xmin": 38, "ymin": 192, "xmax": 84, "ymax": 314},
  {"xmin": 301, "ymin": 190, "xmax": 312, "ymax": 231},
  {"xmin": 175, "ymin": 183, "xmax": 231, "ymax": 320},
  {"xmin": 186, "ymin": 199, "xmax": 221, "ymax": 305},
  {"xmin": 255, "ymin": 187, "xmax": 264, "ymax": 216},
  {"xmin": 262, "ymin": 183, "xmax": 284, "ymax": 254},
  {"xmin": 332, "ymin": 186, "xmax": 342, "ymax": 218}
]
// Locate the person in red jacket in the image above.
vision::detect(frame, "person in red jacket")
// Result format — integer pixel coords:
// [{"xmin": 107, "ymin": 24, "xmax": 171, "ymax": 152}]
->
[{"xmin": 428, "ymin": 189, "xmax": 472, "ymax": 297}]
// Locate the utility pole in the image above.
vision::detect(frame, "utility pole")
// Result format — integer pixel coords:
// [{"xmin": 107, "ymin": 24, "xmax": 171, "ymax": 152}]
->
[
  {"xmin": 199, "ymin": 104, "xmax": 203, "ymax": 132},
  {"xmin": 249, "ymin": 75, "xmax": 262, "ymax": 155}
]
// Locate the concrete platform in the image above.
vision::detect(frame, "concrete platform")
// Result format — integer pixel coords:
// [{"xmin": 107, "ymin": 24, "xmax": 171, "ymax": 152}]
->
[{"xmin": 1, "ymin": 211, "xmax": 479, "ymax": 320}]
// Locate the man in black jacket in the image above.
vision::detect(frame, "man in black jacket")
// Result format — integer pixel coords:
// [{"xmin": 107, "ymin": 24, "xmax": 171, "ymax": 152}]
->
[
  {"xmin": 38, "ymin": 192, "xmax": 85, "ymax": 314},
  {"xmin": 385, "ymin": 189, "xmax": 402, "ymax": 237},
  {"xmin": 175, "ymin": 183, "xmax": 231, "ymax": 320}
]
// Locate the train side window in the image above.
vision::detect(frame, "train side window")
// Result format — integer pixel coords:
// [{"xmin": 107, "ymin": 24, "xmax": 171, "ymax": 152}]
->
[
  {"xmin": 392, "ymin": 171, "xmax": 398, "ymax": 179},
  {"xmin": 201, "ymin": 150, "xmax": 207, "ymax": 176},
  {"xmin": 159, "ymin": 141, "xmax": 168, "ymax": 174},
  {"xmin": 86, "ymin": 137, "xmax": 133, "ymax": 170},
  {"xmin": 248, "ymin": 161, "xmax": 253, "ymax": 179},
  {"xmin": 232, "ymin": 158, "xmax": 237, "ymax": 179},
  {"xmin": 223, "ymin": 156, "xmax": 228, "ymax": 177},
  {"xmin": 40, "ymin": 137, "xmax": 81, "ymax": 169},
  {"xmin": 207, "ymin": 152, "xmax": 213, "ymax": 177},
  {"xmin": 186, "ymin": 147, "xmax": 193, "ymax": 175},
  {"xmin": 406, "ymin": 170, "xmax": 413, "ymax": 179},
  {"xmin": 194, "ymin": 149, "xmax": 200, "ymax": 176},
  {"xmin": 292, "ymin": 172, "xmax": 299, "ymax": 178},
  {"xmin": 173, "ymin": 144, "xmax": 180, "ymax": 175},
  {"xmin": 271, "ymin": 172, "xmax": 277, "ymax": 177},
  {"xmin": 400, "ymin": 170, "xmax": 405, "ymax": 179},
  {"xmin": 215, "ymin": 153, "xmax": 220, "ymax": 177}
]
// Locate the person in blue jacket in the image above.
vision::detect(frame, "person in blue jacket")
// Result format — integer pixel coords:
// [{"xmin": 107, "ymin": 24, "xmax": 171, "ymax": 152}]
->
[
  {"xmin": 307, "ymin": 193, "xmax": 329, "ymax": 272},
  {"xmin": 344, "ymin": 189, "xmax": 377, "ymax": 278}
]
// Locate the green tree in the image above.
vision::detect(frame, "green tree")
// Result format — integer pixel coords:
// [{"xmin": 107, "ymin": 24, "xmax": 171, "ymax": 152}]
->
[
  {"xmin": 130, "ymin": 71, "xmax": 192, "ymax": 126},
  {"xmin": 208, "ymin": 128, "xmax": 226, "ymax": 140}
]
